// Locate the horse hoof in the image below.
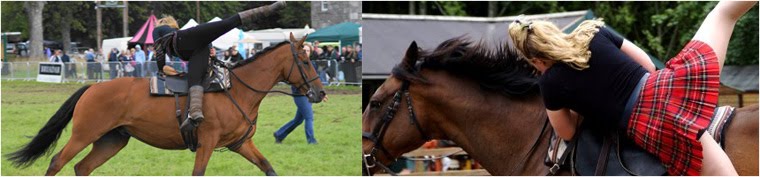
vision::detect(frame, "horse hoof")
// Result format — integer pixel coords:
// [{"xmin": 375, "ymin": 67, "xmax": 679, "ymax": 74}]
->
[{"xmin": 265, "ymin": 170, "xmax": 278, "ymax": 176}]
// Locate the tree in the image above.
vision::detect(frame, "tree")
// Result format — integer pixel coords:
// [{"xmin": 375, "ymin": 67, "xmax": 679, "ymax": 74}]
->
[
  {"xmin": 24, "ymin": 1, "xmax": 45, "ymax": 59},
  {"xmin": 44, "ymin": 2, "xmax": 90, "ymax": 52},
  {"xmin": 1, "ymin": 2, "xmax": 29, "ymax": 39},
  {"xmin": 277, "ymin": 1, "xmax": 311, "ymax": 28}
]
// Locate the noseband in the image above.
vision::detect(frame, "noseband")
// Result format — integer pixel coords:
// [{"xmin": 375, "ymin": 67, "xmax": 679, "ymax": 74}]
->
[{"xmin": 362, "ymin": 81, "xmax": 429, "ymax": 176}]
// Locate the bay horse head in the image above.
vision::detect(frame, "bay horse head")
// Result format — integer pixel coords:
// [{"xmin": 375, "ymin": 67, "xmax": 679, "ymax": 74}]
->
[
  {"xmin": 237, "ymin": 32, "xmax": 326, "ymax": 102},
  {"xmin": 362, "ymin": 37, "xmax": 548, "ymax": 175}
]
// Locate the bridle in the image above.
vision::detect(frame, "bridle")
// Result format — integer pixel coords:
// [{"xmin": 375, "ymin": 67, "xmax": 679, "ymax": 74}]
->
[
  {"xmin": 362, "ymin": 80, "xmax": 429, "ymax": 176},
  {"xmin": 285, "ymin": 42, "xmax": 321, "ymax": 98},
  {"xmin": 361, "ymin": 80, "xmax": 551, "ymax": 176},
  {"xmin": 222, "ymin": 41, "xmax": 321, "ymax": 97}
]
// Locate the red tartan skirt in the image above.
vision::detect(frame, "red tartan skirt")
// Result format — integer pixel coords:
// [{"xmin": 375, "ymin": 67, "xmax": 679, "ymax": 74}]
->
[{"xmin": 625, "ymin": 40, "xmax": 720, "ymax": 176}]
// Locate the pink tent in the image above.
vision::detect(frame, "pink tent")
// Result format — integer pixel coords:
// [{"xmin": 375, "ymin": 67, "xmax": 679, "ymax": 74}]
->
[{"xmin": 128, "ymin": 14, "xmax": 157, "ymax": 47}]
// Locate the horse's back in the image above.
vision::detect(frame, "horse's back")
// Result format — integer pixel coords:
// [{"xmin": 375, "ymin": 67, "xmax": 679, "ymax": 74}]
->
[{"xmin": 725, "ymin": 104, "xmax": 758, "ymax": 176}]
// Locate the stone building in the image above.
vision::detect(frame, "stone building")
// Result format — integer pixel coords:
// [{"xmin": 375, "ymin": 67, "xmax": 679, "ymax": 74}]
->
[{"xmin": 310, "ymin": 1, "xmax": 361, "ymax": 29}]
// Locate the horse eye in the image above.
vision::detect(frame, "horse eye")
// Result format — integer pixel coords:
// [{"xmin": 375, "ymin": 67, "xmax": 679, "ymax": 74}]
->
[{"xmin": 370, "ymin": 101, "xmax": 381, "ymax": 110}]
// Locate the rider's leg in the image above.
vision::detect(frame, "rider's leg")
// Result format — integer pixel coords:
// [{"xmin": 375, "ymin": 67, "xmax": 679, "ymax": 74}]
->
[
  {"xmin": 700, "ymin": 133, "xmax": 738, "ymax": 175},
  {"xmin": 186, "ymin": 48, "xmax": 210, "ymax": 123},
  {"xmin": 692, "ymin": 1, "xmax": 756, "ymax": 72},
  {"xmin": 175, "ymin": 1, "xmax": 286, "ymax": 51}
]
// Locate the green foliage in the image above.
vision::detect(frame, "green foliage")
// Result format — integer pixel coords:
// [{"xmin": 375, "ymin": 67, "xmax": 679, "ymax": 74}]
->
[
  {"xmin": 726, "ymin": 5, "xmax": 759, "ymax": 65},
  {"xmin": 277, "ymin": 1, "xmax": 312, "ymax": 28},
  {"xmin": 1, "ymin": 2, "xmax": 311, "ymax": 49},
  {"xmin": 435, "ymin": 1, "xmax": 468, "ymax": 16},
  {"xmin": 1, "ymin": 2, "xmax": 29, "ymax": 39},
  {"xmin": 1, "ymin": 80, "xmax": 360, "ymax": 175}
]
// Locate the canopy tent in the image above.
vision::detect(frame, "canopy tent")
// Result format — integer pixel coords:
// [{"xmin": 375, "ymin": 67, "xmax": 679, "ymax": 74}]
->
[
  {"xmin": 305, "ymin": 22, "xmax": 361, "ymax": 47},
  {"xmin": 181, "ymin": 19, "xmax": 199, "ymax": 30},
  {"xmin": 128, "ymin": 14, "xmax": 157, "ymax": 48},
  {"xmin": 100, "ymin": 37, "xmax": 131, "ymax": 57}
]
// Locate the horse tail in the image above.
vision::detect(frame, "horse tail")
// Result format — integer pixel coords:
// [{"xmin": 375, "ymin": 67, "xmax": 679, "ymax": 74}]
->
[{"xmin": 7, "ymin": 85, "xmax": 92, "ymax": 168}]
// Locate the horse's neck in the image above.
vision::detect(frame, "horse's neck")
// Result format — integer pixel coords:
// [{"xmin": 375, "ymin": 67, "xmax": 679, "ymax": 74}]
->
[
  {"xmin": 228, "ymin": 53, "xmax": 283, "ymax": 112},
  {"xmin": 432, "ymin": 92, "xmax": 549, "ymax": 175}
]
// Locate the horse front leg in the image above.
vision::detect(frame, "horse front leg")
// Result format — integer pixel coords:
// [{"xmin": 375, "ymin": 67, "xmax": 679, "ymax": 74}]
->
[
  {"xmin": 192, "ymin": 129, "xmax": 219, "ymax": 176},
  {"xmin": 233, "ymin": 139, "xmax": 277, "ymax": 176}
]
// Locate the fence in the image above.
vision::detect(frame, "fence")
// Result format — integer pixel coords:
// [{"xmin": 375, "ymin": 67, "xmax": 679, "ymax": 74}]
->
[{"xmin": 1, "ymin": 60, "xmax": 362, "ymax": 85}]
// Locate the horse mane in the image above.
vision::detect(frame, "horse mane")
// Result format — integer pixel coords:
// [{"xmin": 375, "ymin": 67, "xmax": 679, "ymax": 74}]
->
[
  {"xmin": 393, "ymin": 36, "xmax": 540, "ymax": 98},
  {"xmin": 231, "ymin": 41, "xmax": 291, "ymax": 69}
]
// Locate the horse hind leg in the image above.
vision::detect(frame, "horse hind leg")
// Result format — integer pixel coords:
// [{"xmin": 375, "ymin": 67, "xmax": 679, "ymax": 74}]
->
[
  {"xmin": 233, "ymin": 139, "xmax": 277, "ymax": 176},
  {"xmin": 73, "ymin": 128, "xmax": 130, "ymax": 176},
  {"xmin": 45, "ymin": 130, "xmax": 109, "ymax": 176}
]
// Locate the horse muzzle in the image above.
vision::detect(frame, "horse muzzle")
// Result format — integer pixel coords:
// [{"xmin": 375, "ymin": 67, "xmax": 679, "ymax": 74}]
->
[{"xmin": 306, "ymin": 89, "xmax": 326, "ymax": 103}]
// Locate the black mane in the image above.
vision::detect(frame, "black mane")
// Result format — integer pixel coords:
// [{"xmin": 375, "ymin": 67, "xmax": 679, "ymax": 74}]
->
[
  {"xmin": 231, "ymin": 41, "xmax": 291, "ymax": 69},
  {"xmin": 393, "ymin": 37, "xmax": 540, "ymax": 98}
]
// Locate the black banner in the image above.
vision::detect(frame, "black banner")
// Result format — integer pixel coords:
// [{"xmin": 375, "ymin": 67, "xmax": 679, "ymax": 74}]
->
[{"xmin": 39, "ymin": 63, "xmax": 62, "ymax": 75}]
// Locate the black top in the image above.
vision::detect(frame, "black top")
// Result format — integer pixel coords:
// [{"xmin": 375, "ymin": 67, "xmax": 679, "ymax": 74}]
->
[
  {"xmin": 539, "ymin": 27, "xmax": 647, "ymax": 131},
  {"xmin": 153, "ymin": 25, "xmax": 177, "ymax": 41}
]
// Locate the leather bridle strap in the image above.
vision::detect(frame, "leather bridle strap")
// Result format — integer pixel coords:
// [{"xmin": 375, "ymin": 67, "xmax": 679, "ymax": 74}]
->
[{"xmin": 362, "ymin": 81, "xmax": 429, "ymax": 175}]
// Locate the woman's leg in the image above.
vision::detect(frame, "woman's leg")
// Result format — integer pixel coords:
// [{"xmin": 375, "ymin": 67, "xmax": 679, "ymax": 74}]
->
[
  {"xmin": 174, "ymin": 1, "xmax": 286, "ymax": 53},
  {"xmin": 692, "ymin": 1, "xmax": 756, "ymax": 71},
  {"xmin": 700, "ymin": 133, "xmax": 738, "ymax": 175},
  {"xmin": 274, "ymin": 112, "xmax": 304, "ymax": 141},
  {"xmin": 181, "ymin": 49, "xmax": 210, "ymax": 130},
  {"xmin": 297, "ymin": 96, "xmax": 316, "ymax": 144}
]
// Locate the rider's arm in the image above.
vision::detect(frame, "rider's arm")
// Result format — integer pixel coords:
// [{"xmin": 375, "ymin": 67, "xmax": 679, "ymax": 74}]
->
[
  {"xmin": 620, "ymin": 40, "xmax": 656, "ymax": 73},
  {"xmin": 547, "ymin": 108, "xmax": 580, "ymax": 140}
]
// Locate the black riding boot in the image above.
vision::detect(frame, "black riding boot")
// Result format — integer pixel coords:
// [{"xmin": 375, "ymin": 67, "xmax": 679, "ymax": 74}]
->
[{"xmin": 180, "ymin": 85, "xmax": 204, "ymax": 130}]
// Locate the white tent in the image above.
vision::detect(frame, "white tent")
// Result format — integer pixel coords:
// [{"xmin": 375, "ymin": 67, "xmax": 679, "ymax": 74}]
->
[
  {"xmin": 101, "ymin": 37, "xmax": 132, "ymax": 57},
  {"xmin": 181, "ymin": 19, "xmax": 198, "ymax": 30},
  {"xmin": 243, "ymin": 26, "xmax": 315, "ymax": 44}
]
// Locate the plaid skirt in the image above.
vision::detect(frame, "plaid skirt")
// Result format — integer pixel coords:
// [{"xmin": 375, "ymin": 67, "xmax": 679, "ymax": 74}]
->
[{"xmin": 625, "ymin": 40, "xmax": 720, "ymax": 176}]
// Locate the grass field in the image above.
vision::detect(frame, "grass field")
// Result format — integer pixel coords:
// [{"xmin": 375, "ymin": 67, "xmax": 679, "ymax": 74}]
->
[{"xmin": 1, "ymin": 80, "xmax": 361, "ymax": 175}]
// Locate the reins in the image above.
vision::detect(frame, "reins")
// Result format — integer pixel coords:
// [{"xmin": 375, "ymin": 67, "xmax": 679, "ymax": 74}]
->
[{"xmin": 214, "ymin": 41, "xmax": 319, "ymax": 151}]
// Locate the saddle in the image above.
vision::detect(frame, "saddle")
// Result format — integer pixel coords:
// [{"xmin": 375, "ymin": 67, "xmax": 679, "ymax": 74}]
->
[
  {"xmin": 147, "ymin": 61, "xmax": 232, "ymax": 152},
  {"xmin": 545, "ymin": 106, "xmax": 737, "ymax": 176},
  {"xmin": 148, "ymin": 64, "xmax": 231, "ymax": 96}
]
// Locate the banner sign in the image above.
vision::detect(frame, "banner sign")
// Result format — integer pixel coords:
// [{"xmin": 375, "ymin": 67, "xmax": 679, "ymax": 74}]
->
[{"xmin": 37, "ymin": 62, "xmax": 63, "ymax": 83}]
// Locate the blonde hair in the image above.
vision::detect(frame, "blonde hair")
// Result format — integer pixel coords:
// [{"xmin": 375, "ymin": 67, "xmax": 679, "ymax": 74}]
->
[
  {"xmin": 157, "ymin": 15, "xmax": 179, "ymax": 29},
  {"xmin": 508, "ymin": 19, "xmax": 605, "ymax": 70}
]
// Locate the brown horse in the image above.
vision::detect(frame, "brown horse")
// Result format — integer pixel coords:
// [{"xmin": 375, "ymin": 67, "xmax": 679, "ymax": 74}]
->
[
  {"xmin": 8, "ymin": 33, "xmax": 325, "ymax": 176},
  {"xmin": 362, "ymin": 38, "xmax": 758, "ymax": 175}
]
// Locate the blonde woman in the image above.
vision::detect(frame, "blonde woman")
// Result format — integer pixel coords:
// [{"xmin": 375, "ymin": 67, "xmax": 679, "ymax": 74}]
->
[
  {"xmin": 151, "ymin": 2, "xmax": 286, "ymax": 131},
  {"xmin": 507, "ymin": 1, "xmax": 756, "ymax": 176}
]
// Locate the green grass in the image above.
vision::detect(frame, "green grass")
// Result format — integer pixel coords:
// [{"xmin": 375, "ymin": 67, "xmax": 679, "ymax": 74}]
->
[{"xmin": 1, "ymin": 80, "xmax": 361, "ymax": 175}]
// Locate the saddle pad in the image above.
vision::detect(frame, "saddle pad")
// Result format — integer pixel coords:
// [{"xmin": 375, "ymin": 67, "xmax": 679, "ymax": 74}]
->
[
  {"xmin": 149, "ymin": 64, "xmax": 232, "ymax": 96},
  {"xmin": 707, "ymin": 106, "xmax": 735, "ymax": 148},
  {"xmin": 575, "ymin": 129, "xmax": 667, "ymax": 176}
]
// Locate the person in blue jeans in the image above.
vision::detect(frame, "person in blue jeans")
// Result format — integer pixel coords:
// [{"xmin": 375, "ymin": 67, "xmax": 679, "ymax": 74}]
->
[{"xmin": 274, "ymin": 86, "xmax": 319, "ymax": 144}]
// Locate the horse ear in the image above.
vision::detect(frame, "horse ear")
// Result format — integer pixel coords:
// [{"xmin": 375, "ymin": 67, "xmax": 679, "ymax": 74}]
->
[
  {"xmin": 298, "ymin": 34, "xmax": 308, "ymax": 46},
  {"xmin": 403, "ymin": 41, "xmax": 419, "ymax": 68},
  {"xmin": 289, "ymin": 32, "xmax": 297, "ymax": 43}
]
